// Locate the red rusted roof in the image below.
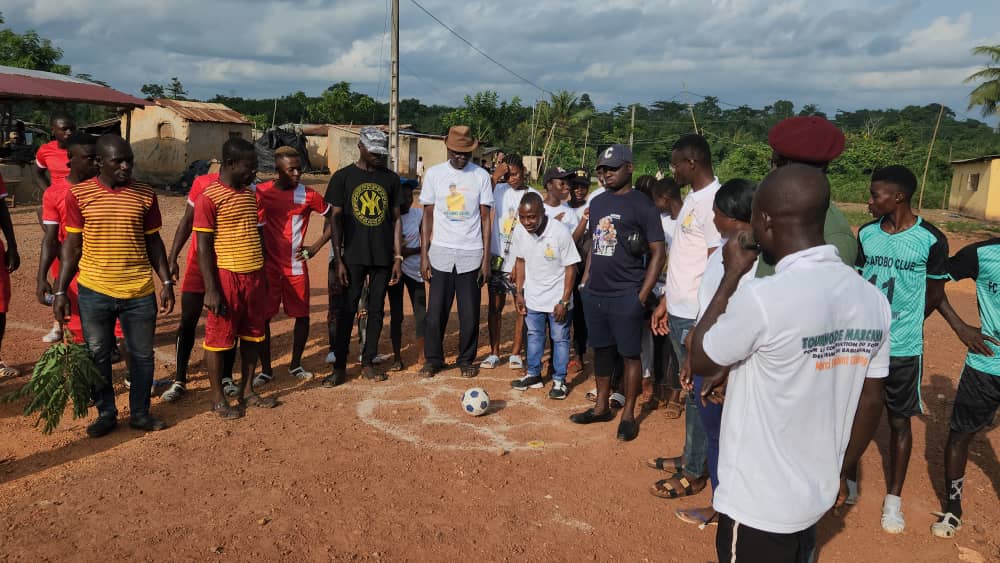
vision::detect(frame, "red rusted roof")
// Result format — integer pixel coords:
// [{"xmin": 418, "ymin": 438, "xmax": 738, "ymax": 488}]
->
[
  {"xmin": 154, "ymin": 99, "xmax": 250, "ymax": 124},
  {"xmin": 0, "ymin": 65, "xmax": 147, "ymax": 107}
]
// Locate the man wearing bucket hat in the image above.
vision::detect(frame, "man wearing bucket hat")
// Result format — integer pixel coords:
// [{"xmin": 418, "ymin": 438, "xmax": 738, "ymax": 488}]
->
[
  {"xmin": 323, "ymin": 126, "xmax": 402, "ymax": 385},
  {"xmin": 419, "ymin": 126, "xmax": 494, "ymax": 378}
]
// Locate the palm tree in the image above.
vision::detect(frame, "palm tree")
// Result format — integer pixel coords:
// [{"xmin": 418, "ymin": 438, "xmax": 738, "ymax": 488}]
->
[
  {"xmin": 538, "ymin": 90, "xmax": 592, "ymax": 166},
  {"xmin": 965, "ymin": 45, "xmax": 1000, "ymax": 117}
]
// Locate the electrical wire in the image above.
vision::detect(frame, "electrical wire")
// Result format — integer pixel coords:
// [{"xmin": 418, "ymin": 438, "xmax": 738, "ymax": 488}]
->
[{"xmin": 408, "ymin": 0, "xmax": 552, "ymax": 96}]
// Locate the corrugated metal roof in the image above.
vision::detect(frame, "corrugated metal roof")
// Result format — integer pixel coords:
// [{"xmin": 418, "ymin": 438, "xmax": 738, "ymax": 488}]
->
[
  {"xmin": 155, "ymin": 98, "xmax": 250, "ymax": 125},
  {"xmin": 0, "ymin": 65, "xmax": 148, "ymax": 107},
  {"xmin": 951, "ymin": 155, "xmax": 1000, "ymax": 165}
]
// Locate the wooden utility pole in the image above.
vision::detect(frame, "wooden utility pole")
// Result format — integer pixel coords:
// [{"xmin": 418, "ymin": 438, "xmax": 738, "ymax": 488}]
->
[
  {"xmin": 581, "ymin": 120, "xmax": 590, "ymax": 167},
  {"xmin": 389, "ymin": 0, "xmax": 400, "ymax": 173},
  {"xmin": 270, "ymin": 98, "xmax": 278, "ymax": 129},
  {"xmin": 629, "ymin": 104, "xmax": 636, "ymax": 149},
  {"xmin": 688, "ymin": 104, "xmax": 699, "ymax": 133},
  {"xmin": 942, "ymin": 145, "xmax": 953, "ymax": 209},
  {"xmin": 917, "ymin": 103, "xmax": 945, "ymax": 212},
  {"xmin": 529, "ymin": 101, "xmax": 537, "ymax": 156}
]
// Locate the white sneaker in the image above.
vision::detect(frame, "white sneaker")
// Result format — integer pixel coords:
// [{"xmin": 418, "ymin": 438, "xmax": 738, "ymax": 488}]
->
[
  {"xmin": 881, "ymin": 495, "xmax": 905, "ymax": 534},
  {"xmin": 160, "ymin": 381, "xmax": 186, "ymax": 402},
  {"xmin": 325, "ymin": 351, "xmax": 336, "ymax": 364},
  {"xmin": 42, "ymin": 326, "xmax": 62, "ymax": 343}
]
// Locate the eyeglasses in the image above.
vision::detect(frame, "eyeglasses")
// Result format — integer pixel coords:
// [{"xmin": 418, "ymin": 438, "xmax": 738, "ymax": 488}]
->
[{"xmin": 597, "ymin": 165, "xmax": 622, "ymax": 173}]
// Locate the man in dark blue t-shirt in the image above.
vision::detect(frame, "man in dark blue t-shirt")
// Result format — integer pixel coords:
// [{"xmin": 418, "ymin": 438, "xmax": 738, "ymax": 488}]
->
[{"xmin": 573, "ymin": 144, "xmax": 666, "ymax": 441}]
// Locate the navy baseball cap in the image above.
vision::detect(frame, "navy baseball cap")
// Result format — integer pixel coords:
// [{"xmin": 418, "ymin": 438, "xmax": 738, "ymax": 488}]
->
[{"xmin": 596, "ymin": 144, "xmax": 633, "ymax": 168}]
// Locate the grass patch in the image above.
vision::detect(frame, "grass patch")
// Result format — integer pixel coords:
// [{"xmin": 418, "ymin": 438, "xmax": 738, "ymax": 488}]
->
[
  {"xmin": 942, "ymin": 221, "xmax": 1000, "ymax": 235},
  {"xmin": 841, "ymin": 209, "xmax": 873, "ymax": 228}
]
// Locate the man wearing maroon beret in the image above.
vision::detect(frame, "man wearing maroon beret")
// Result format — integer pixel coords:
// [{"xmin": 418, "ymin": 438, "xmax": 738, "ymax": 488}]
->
[{"xmin": 755, "ymin": 116, "xmax": 857, "ymax": 277}]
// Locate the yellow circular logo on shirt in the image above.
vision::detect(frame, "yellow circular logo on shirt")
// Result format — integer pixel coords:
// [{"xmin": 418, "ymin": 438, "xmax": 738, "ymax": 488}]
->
[{"xmin": 351, "ymin": 182, "xmax": 388, "ymax": 227}]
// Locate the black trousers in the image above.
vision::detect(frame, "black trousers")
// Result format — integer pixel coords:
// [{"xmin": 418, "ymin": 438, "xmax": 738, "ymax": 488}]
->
[
  {"xmin": 571, "ymin": 285, "xmax": 587, "ymax": 359},
  {"xmin": 424, "ymin": 266, "xmax": 480, "ymax": 367},
  {"xmin": 388, "ymin": 273, "xmax": 427, "ymax": 355},
  {"xmin": 716, "ymin": 514, "xmax": 816, "ymax": 563},
  {"xmin": 334, "ymin": 263, "xmax": 391, "ymax": 368}
]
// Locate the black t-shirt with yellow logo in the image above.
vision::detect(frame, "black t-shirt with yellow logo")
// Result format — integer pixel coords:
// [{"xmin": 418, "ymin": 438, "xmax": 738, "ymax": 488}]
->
[{"xmin": 325, "ymin": 163, "xmax": 400, "ymax": 266}]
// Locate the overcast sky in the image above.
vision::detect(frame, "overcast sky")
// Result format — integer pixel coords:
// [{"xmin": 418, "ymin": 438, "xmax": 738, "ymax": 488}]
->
[{"xmin": 4, "ymin": 0, "xmax": 999, "ymax": 122}]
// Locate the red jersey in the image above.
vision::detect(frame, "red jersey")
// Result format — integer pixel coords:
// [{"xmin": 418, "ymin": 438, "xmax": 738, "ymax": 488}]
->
[
  {"xmin": 41, "ymin": 178, "xmax": 72, "ymax": 243},
  {"xmin": 35, "ymin": 141, "xmax": 70, "ymax": 186},
  {"xmin": 184, "ymin": 173, "xmax": 220, "ymax": 272},
  {"xmin": 255, "ymin": 181, "xmax": 329, "ymax": 276}
]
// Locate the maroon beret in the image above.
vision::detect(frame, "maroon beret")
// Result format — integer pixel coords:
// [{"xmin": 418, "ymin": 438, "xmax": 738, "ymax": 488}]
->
[{"xmin": 768, "ymin": 116, "xmax": 845, "ymax": 164}]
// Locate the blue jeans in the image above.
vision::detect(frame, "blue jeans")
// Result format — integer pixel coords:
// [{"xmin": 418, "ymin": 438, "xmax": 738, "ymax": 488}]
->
[
  {"xmin": 77, "ymin": 284, "xmax": 158, "ymax": 419},
  {"xmin": 526, "ymin": 309, "xmax": 571, "ymax": 382},
  {"xmin": 694, "ymin": 375, "xmax": 723, "ymax": 490},
  {"xmin": 669, "ymin": 314, "xmax": 707, "ymax": 478}
]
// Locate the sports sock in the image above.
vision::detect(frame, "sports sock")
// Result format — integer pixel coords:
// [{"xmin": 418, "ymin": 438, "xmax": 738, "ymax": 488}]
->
[
  {"xmin": 883, "ymin": 494, "xmax": 902, "ymax": 512},
  {"xmin": 945, "ymin": 475, "xmax": 964, "ymax": 518}
]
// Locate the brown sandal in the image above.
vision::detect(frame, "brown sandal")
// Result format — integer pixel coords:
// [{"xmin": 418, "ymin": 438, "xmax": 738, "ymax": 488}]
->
[
  {"xmin": 212, "ymin": 402, "xmax": 242, "ymax": 420},
  {"xmin": 241, "ymin": 393, "xmax": 278, "ymax": 409},
  {"xmin": 645, "ymin": 456, "xmax": 684, "ymax": 473},
  {"xmin": 651, "ymin": 473, "xmax": 708, "ymax": 499},
  {"xmin": 663, "ymin": 400, "xmax": 684, "ymax": 419}
]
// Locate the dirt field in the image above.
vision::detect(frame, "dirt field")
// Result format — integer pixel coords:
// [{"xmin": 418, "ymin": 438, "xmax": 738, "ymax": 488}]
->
[{"xmin": 0, "ymin": 190, "xmax": 998, "ymax": 562}]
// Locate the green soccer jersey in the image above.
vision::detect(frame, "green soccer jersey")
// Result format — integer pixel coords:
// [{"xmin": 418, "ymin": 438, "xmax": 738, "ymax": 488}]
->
[
  {"xmin": 948, "ymin": 238, "xmax": 1000, "ymax": 375},
  {"xmin": 856, "ymin": 217, "xmax": 949, "ymax": 357}
]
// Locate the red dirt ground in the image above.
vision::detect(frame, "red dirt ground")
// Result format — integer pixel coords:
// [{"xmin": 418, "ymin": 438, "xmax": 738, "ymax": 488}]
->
[{"xmin": 0, "ymin": 190, "xmax": 997, "ymax": 562}]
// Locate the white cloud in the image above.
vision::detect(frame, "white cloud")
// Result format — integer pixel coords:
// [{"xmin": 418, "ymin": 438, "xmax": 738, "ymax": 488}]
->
[{"xmin": 0, "ymin": 0, "xmax": 997, "ymax": 123}]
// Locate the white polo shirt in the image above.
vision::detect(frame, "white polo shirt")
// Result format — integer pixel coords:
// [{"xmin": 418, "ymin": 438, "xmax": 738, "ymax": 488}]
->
[
  {"xmin": 664, "ymin": 178, "xmax": 722, "ymax": 319},
  {"xmin": 419, "ymin": 161, "xmax": 493, "ymax": 251},
  {"xmin": 544, "ymin": 202, "xmax": 579, "ymax": 232},
  {"xmin": 511, "ymin": 219, "xmax": 581, "ymax": 313},
  {"xmin": 703, "ymin": 245, "xmax": 891, "ymax": 534}
]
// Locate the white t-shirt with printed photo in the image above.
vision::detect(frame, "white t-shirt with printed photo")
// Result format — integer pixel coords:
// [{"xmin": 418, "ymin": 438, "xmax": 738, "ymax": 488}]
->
[
  {"xmin": 490, "ymin": 183, "xmax": 541, "ymax": 272},
  {"xmin": 664, "ymin": 178, "xmax": 722, "ymax": 319},
  {"xmin": 702, "ymin": 245, "xmax": 892, "ymax": 534},
  {"xmin": 511, "ymin": 219, "xmax": 581, "ymax": 313},
  {"xmin": 419, "ymin": 161, "xmax": 493, "ymax": 251}
]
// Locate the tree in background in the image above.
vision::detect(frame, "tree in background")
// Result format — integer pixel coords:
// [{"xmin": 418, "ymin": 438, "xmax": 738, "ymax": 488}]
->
[
  {"xmin": 441, "ymin": 90, "xmax": 525, "ymax": 148},
  {"xmin": 0, "ymin": 13, "xmax": 70, "ymax": 74},
  {"xmin": 140, "ymin": 77, "xmax": 186, "ymax": 100},
  {"xmin": 966, "ymin": 45, "xmax": 1000, "ymax": 117},
  {"xmin": 306, "ymin": 81, "xmax": 377, "ymax": 124}
]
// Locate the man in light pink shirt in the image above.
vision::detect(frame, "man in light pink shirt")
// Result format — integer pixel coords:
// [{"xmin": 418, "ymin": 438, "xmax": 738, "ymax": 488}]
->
[{"xmin": 647, "ymin": 134, "xmax": 722, "ymax": 500}]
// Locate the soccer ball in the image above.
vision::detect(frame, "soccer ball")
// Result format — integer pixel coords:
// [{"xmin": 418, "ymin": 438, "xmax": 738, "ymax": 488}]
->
[{"xmin": 461, "ymin": 388, "xmax": 490, "ymax": 416}]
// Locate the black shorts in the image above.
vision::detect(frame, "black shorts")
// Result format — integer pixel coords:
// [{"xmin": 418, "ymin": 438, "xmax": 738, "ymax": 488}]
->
[
  {"xmin": 487, "ymin": 270, "xmax": 515, "ymax": 296},
  {"xmin": 582, "ymin": 290, "xmax": 644, "ymax": 358},
  {"xmin": 715, "ymin": 514, "xmax": 816, "ymax": 563},
  {"xmin": 950, "ymin": 363, "xmax": 1000, "ymax": 434},
  {"xmin": 884, "ymin": 355, "xmax": 924, "ymax": 417}
]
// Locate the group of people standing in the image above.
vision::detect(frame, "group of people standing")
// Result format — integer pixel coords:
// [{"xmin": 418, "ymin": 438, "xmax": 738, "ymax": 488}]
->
[{"xmin": 0, "ymin": 111, "xmax": 997, "ymax": 563}]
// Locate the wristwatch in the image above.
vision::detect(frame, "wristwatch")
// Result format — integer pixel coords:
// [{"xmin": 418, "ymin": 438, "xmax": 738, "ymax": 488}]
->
[{"xmin": 558, "ymin": 299, "xmax": 571, "ymax": 308}]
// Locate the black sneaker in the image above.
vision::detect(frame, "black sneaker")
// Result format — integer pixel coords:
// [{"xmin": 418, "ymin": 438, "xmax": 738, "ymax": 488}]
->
[
  {"xmin": 569, "ymin": 408, "xmax": 616, "ymax": 425},
  {"xmin": 616, "ymin": 418, "xmax": 639, "ymax": 441},
  {"xmin": 511, "ymin": 374, "xmax": 544, "ymax": 391},
  {"xmin": 361, "ymin": 364, "xmax": 388, "ymax": 382},
  {"xmin": 322, "ymin": 368, "xmax": 346, "ymax": 387},
  {"xmin": 548, "ymin": 380, "xmax": 568, "ymax": 400},
  {"xmin": 86, "ymin": 415, "xmax": 118, "ymax": 438},
  {"xmin": 129, "ymin": 414, "xmax": 168, "ymax": 432}
]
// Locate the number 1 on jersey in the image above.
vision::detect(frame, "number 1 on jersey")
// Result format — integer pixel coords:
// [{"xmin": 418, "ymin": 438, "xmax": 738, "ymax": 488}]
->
[{"xmin": 868, "ymin": 274, "xmax": 895, "ymax": 304}]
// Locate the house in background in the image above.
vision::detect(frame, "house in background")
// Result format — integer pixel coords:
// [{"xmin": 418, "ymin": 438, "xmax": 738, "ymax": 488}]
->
[
  {"xmin": 125, "ymin": 99, "xmax": 251, "ymax": 185},
  {"xmin": 949, "ymin": 155, "xmax": 1000, "ymax": 221}
]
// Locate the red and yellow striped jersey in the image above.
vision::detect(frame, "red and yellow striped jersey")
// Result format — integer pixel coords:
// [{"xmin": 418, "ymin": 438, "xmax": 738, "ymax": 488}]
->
[
  {"xmin": 64, "ymin": 178, "xmax": 162, "ymax": 299},
  {"xmin": 193, "ymin": 181, "xmax": 264, "ymax": 273}
]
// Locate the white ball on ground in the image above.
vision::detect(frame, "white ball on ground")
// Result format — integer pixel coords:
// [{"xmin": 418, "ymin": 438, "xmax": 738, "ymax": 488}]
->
[{"xmin": 461, "ymin": 388, "xmax": 490, "ymax": 416}]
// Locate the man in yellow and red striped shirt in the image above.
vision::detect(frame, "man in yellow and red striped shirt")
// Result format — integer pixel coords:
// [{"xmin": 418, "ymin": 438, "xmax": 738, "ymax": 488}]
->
[
  {"xmin": 53, "ymin": 134, "xmax": 174, "ymax": 438},
  {"xmin": 193, "ymin": 138, "xmax": 277, "ymax": 419}
]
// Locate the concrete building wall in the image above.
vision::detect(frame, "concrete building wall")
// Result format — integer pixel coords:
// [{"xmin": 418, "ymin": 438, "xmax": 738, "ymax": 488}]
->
[
  {"xmin": 126, "ymin": 106, "xmax": 251, "ymax": 185},
  {"xmin": 127, "ymin": 105, "xmax": 190, "ymax": 185},
  {"xmin": 0, "ymin": 161, "xmax": 36, "ymax": 204},
  {"xmin": 303, "ymin": 134, "xmax": 328, "ymax": 170},
  {"xmin": 949, "ymin": 160, "xmax": 999, "ymax": 221}
]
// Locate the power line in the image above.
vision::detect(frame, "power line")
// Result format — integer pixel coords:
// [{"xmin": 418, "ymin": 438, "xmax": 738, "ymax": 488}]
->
[{"xmin": 408, "ymin": 0, "xmax": 552, "ymax": 96}]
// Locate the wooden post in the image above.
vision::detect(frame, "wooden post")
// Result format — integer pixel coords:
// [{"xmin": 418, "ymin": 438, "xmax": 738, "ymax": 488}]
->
[
  {"xmin": 917, "ymin": 103, "xmax": 944, "ymax": 212},
  {"xmin": 942, "ymin": 145, "xmax": 953, "ymax": 210},
  {"xmin": 581, "ymin": 120, "xmax": 590, "ymax": 167},
  {"xmin": 629, "ymin": 104, "xmax": 636, "ymax": 149},
  {"xmin": 389, "ymin": 0, "xmax": 400, "ymax": 172},
  {"xmin": 124, "ymin": 110, "xmax": 132, "ymax": 143}
]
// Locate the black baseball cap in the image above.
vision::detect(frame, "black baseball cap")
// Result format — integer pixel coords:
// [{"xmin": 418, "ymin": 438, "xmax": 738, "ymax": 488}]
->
[
  {"xmin": 596, "ymin": 144, "xmax": 633, "ymax": 168},
  {"xmin": 542, "ymin": 166, "xmax": 574, "ymax": 185},
  {"xmin": 569, "ymin": 167, "xmax": 590, "ymax": 187}
]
